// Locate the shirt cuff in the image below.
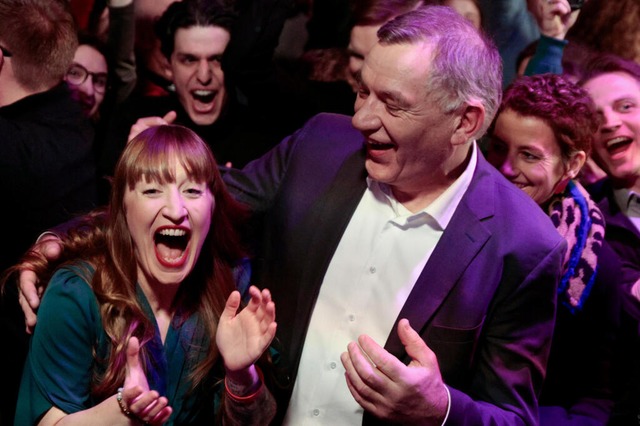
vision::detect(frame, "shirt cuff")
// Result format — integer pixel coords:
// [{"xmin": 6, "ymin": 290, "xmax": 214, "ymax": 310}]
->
[
  {"xmin": 632, "ymin": 279, "xmax": 640, "ymax": 302},
  {"xmin": 440, "ymin": 385, "xmax": 451, "ymax": 425},
  {"xmin": 36, "ymin": 231, "xmax": 61, "ymax": 244}
]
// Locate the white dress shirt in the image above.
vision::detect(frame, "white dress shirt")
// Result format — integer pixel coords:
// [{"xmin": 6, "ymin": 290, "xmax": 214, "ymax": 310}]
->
[{"xmin": 283, "ymin": 144, "xmax": 478, "ymax": 425}]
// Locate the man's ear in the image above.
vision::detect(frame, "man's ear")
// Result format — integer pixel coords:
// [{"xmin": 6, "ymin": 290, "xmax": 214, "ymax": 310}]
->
[
  {"xmin": 161, "ymin": 55, "xmax": 173, "ymax": 82},
  {"xmin": 451, "ymin": 101, "xmax": 485, "ymax": 146}
]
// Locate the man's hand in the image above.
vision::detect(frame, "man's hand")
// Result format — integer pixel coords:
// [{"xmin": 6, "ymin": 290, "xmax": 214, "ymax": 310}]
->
[
  {"xmin": 528, "ymin": 0, "xmax": 580, "ymax": 39},
  {"xmin": 128, "ymin": 110, "xmax": 177, "ymax": 142},
  {"xmin": 340, "ymin": 319, "xmax": 449, "ymax": 425},
  {"xmin": 18, "ymin": 234, "xmax": 62, "ymax": 333},
  {"xmin": 122, "ymin": 336, "xmax": 173, "ymax": 425}
]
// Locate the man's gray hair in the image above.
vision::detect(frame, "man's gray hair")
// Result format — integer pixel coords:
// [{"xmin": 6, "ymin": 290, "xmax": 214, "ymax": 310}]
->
[{"xmin": 378, "ymin": 6, "xmax": 502, "ymax": 136}]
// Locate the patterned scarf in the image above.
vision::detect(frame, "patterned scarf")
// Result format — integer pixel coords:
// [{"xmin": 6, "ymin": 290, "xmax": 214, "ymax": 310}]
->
[{"xmin": 547, "ymin": 180, "xmax": 605, "ymax": 313}]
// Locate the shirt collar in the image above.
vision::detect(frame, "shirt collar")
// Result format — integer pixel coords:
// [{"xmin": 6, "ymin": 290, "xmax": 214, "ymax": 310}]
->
[
  {"xmin": 614, "ymin": 186, "xmax": 640, "ymax": 216},
  {"xmin": 366, "ymin": 141, "xmax": 478, "ymax": 229}
]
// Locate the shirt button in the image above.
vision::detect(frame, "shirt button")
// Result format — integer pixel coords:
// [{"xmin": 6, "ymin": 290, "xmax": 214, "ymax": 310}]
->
[
  {"xmin": 329, "ymin": 362, "xmax": 337, "ymax": 369},
  {"xmin": 348, "ymin": 314, "xmax": 356, "ymax": 322},
  {"xmin": 369, "ymin": 266, "xmax": 376, "ymax": 274},
  {"xmin": 313, "ymin": 409, "xmax": 320, "ymax": 416}
]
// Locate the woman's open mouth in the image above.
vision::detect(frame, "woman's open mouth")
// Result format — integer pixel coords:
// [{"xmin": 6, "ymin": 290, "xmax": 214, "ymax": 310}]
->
[{"xmin": 154, "ymin": 227, "xmax": 190, "ymax": 268}]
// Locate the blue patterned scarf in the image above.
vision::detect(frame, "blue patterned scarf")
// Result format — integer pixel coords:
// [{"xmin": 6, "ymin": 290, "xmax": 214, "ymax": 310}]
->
[{"xmin": 547, "ymin": 180, "xmax": 605, "ymax": 313}]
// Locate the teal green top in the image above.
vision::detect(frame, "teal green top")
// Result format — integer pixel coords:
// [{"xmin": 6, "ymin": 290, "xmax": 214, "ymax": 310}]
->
[{"xmin": 15, "ymin": 264, "xmax": 224, "ymax": 425}]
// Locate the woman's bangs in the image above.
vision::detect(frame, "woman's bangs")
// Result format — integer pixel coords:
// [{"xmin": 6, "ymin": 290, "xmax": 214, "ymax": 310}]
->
[{"xmin": 125, "ymin": 135, "xmax": 216, "ymax": 187}]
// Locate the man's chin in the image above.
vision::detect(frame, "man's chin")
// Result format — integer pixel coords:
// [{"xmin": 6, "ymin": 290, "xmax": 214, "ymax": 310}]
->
[
  {"xmin": 188, "ymin": 110, "xmax": 219, "ymax": 126},
  {"xmin": 365, "ymin": 161, "xmax": 394, "ymax": 183}
]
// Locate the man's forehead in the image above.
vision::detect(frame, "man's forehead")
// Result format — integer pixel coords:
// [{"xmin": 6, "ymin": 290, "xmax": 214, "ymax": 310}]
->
[
  {"xmin": 174, "ymin": 25, "xmax": 231, "ymax": 42},
  {"xmin": 174, "ymin": 25, "xmax": 231, "ymax": 51},
  {"xmin": 585, "ymin": 71, "xmax": 640, "ymax": 98},
  {"xmin": 363, "ymin": 41, "xmax": 434, "ymax": 77}
]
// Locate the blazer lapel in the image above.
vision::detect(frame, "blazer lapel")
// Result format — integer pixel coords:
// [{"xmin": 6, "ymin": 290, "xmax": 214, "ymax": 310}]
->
[
  {"xmin": 383, "ymin": 154, "xmax": 495, "ymax": 359},
  {"xmin": 599, "ymin": 194, "xmax": 640, "ymax": 240},
  {"xmin": 297, "ymin": 149, "xmax": 369, "ymax": 289},
  {"xmin": 277, "ymin": 149, "xmax": 368, "ymax": 374}
]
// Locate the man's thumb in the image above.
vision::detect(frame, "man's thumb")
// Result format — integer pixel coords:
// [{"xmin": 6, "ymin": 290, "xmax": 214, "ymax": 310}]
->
[{"xmin": 397, "ymin": 319, "xmax": 433, "ymax": 365}]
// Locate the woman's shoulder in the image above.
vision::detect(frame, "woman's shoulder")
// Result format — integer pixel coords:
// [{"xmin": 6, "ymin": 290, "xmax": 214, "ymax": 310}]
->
[{"xmin": 43, "ymin": 261, "xmax": 97, "ymax": 306}]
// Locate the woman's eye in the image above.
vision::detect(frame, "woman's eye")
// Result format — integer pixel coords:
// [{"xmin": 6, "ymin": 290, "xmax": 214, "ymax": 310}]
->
[{"xmin": 142, "ymin": 188, "xmax": 160, "ymax": 195}]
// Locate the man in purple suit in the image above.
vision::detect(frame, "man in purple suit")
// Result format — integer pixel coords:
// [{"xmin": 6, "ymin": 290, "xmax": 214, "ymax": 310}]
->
[
  {"xmin": 223, "ymin": 6, "xmax": 565, "ymax": 425},
  {"xmin": 18, "ymin": 6, "xmax": 565, "ymax": 425}
]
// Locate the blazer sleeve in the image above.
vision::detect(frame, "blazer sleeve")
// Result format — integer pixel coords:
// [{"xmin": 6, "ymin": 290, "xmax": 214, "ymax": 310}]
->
[{"xmin": 222, "ymin": 114, "xmax": 321, "ymax": 212}]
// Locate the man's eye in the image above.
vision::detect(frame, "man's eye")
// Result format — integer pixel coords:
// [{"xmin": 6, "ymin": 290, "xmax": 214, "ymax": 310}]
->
[
  {"xmin": 357, "ymin": 88, "xmax": 369, "ymax": 99},
  {"xmin": 385, "ymin": 104, "xmax": 401, "ymax": 113},
  {"xmin": 619, "ymin": 102, "xmax": 634, "ymax": 112}
]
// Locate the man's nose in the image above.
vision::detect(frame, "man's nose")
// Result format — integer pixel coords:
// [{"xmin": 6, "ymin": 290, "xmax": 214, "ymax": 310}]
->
[
  {"xmin": 600, "ymin": 108, "xmax": 622, "ymax": 132},
  {"xmin": 196, "ymin": 60, "xmax": 213, "ymax": 84},
  {"xmin": 352, "ymin": 97, "xmax": 381, "ymax": 132}
]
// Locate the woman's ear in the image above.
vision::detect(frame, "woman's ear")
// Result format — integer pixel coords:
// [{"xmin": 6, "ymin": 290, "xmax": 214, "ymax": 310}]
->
[{"xmin": 565, "ymin": 150, "xmax": 587, "ymax": 180}]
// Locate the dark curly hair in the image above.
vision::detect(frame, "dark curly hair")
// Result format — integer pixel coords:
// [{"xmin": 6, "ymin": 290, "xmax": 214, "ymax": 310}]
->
[{"xmin": 492, "ymin": 74, "xmax": 599, "ymax": 160}]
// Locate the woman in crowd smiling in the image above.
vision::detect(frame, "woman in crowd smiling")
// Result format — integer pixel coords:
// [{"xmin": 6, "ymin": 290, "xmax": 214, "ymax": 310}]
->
[
  {"xmin": 7, "ymin": 125, "xmax": 277, "ymax": 425},
  {"xmin": 487, "ymin": 73, "xmax": 622, "ymax": 425}
]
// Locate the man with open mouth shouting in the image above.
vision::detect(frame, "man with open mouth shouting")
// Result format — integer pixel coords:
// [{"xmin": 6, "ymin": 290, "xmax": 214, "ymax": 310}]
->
[
  {"xmin": 576, "ymin": 54, "xmax": 640, "ymax": 425},
  {"xmin": 97, "ymin": 0, "xmax": 291, "ymax": 204}
]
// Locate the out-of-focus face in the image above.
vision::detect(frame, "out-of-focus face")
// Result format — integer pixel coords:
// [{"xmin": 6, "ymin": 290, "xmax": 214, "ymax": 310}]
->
[
  {"xmin": 134, "ymin": 0, "xmax": 179, "ymax": 83},
  {"xmin": 487, "ymin": 108, "xmax": 570, "ymax": 205},
  {"xmin": 444, "ymin": 0, "xmax": 481, "ymax": 30},
  {"xmin": 124, "ymin": 163, "xmax": 214, "ymax": 288},
  {"xmin": 352, "ymin": 41, "xmax": 460, "ymax": 200},
  {"xmin": 582, "ymin": 72, "xmax": 640, "ymax": 189},
  {"xmin": 65, "ymin": 44, "xmax": 108, "ymax": 118},
  {"xmin": 347, "ymin": 24, "xmax": 381, "ymax": 91},
  {"xmin": 171, "ymin": 25, "xmax": 230, "ymax": 126}
]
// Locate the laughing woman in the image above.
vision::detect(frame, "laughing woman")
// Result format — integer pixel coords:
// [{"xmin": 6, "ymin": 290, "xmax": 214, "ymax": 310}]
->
[
  {"xmin": 486, "ymin": 73, "xmax": 621, "ymax": 425},
  {"xmin": 8, "ymin": 125, "xmax": 276, "ymax": 425}
]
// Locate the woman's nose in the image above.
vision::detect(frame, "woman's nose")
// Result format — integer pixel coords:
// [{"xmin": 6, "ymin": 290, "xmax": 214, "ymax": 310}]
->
[
  {"xmin": 499, "ymin": 157, "xmax": 517, "ymax": 178},
  {"xmin": 163, "ymin": 189, "xmax": 187, "ymax": 221}
]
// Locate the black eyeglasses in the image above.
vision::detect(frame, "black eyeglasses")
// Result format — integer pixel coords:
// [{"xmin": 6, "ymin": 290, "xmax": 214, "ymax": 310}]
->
[
  {"xmin": 0, "ymin": 45, "xmax": 11, "ymax": 57},
  {"xmin": 65, "ymin": 63, "xmax": 108, "ymax": 93}
]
